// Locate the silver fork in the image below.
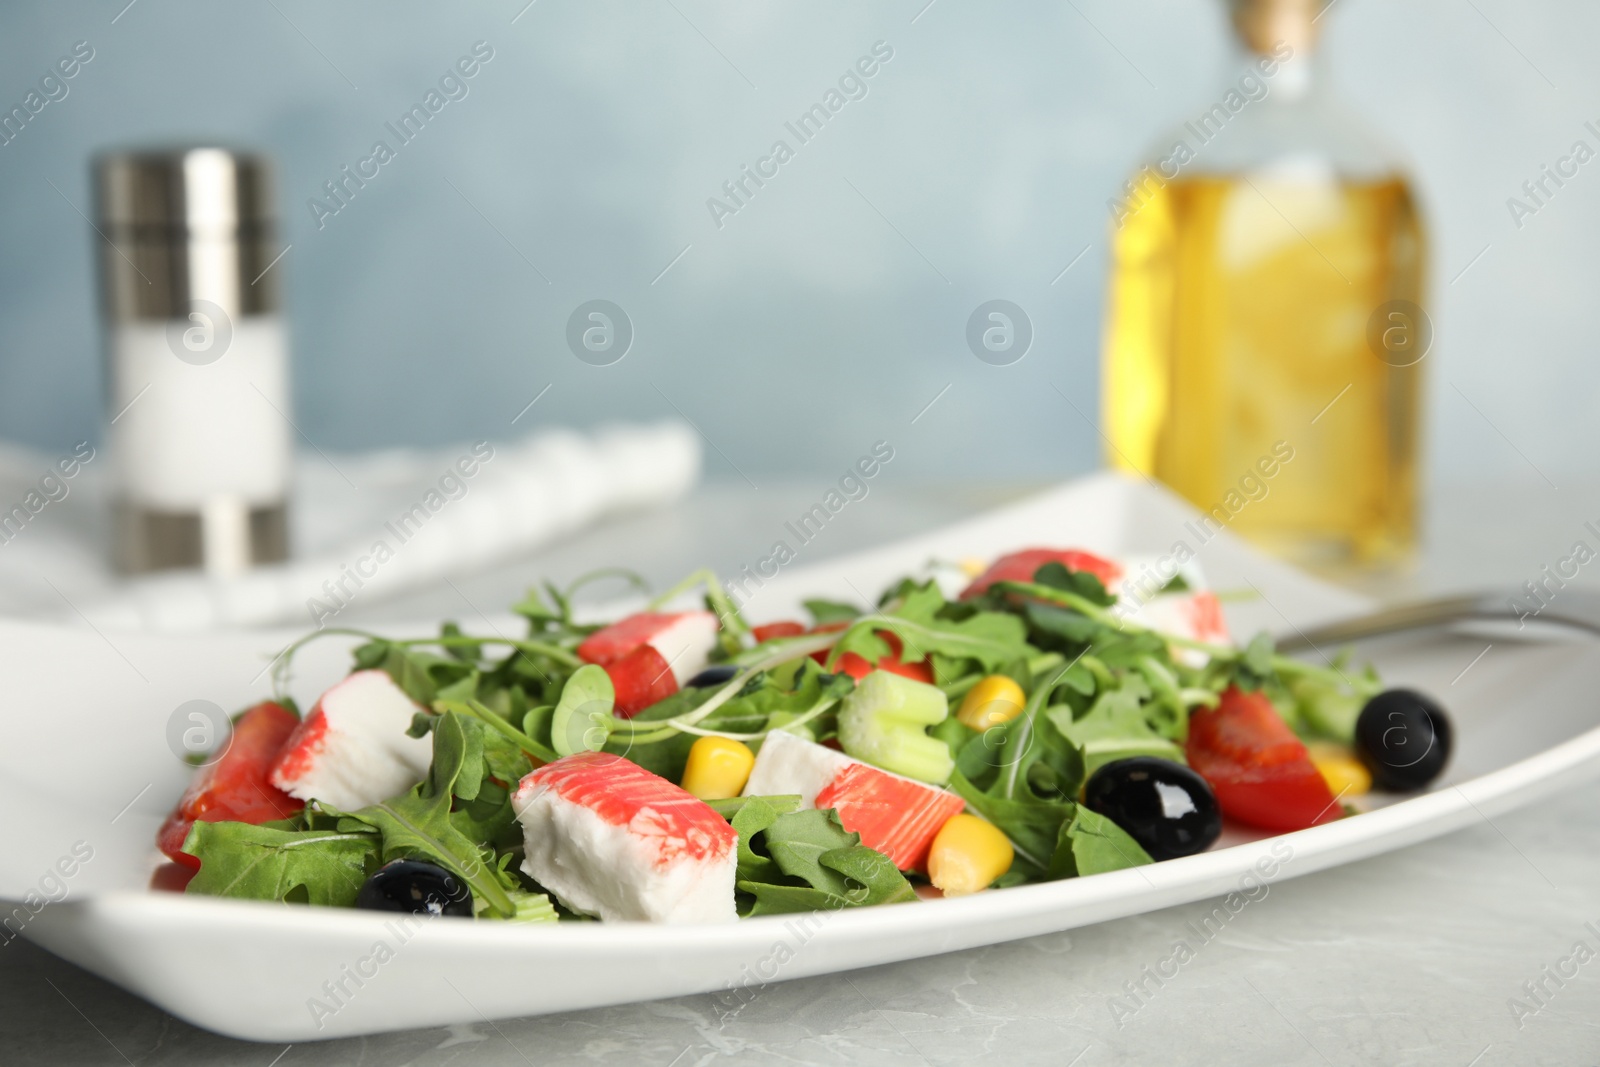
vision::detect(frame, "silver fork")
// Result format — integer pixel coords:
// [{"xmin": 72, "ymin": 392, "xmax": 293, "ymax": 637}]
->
[{"xmin": 1275, "ymin": 590, "xmax": 1600, "ymax": 652}]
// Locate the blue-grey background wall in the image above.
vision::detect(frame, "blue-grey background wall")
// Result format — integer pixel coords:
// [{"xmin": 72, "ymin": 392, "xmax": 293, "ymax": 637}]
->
[{"xmin": 0, "ymin": 1, "xmax": 1591, "ymax": 488}]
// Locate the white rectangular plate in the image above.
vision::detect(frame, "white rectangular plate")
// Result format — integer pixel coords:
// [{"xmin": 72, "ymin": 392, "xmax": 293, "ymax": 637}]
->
[{"xmin": 8, "ymin": 473, "xmax": 1600, "ymax": 1042}]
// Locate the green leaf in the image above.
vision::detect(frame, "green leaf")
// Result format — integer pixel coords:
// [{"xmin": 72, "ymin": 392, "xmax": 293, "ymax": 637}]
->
[
  {"xmin": 1089, "ymin": 630, "xmax": 1172, "ymax": 671},
  {"xmin": 705, "ymin": 794, "xmax": 801, "ymax": 820},
  {"xmin": 803, "ymin": 598, "xmax": 861, "ymax": 625},
  {"xmin": 550, "ymin": 663, "xmax": 615, "ymax": 757},
  {"xmin": 733, "ymin": 808, "xmax": 915, "ymax": 916},
  {"xmin": 184, "ymin": 822, "xmax": 379, "ymax": 907},
  {"xmin": 730, "ymin": 795, "xmax": 789, "ymax": 885},
  {"xmin": 448, "ymin": 716, "xmax": 532, "ymax": 847},
  {"xmin": 1025, "ymin": 602, "xmax": 1102, "ymax": 646},
  {"xmin": 1047, "ymin": 677, "xmax": 1184, "ymax": 778},
  {"xmin": 352, "ymin": 639, "xmax": 391, "ymax": 671},
  {"xmin": 955, "ymin": 687, "xmax": 1085, "ymax": 804},
  {"xmin": 1158, "ymin": 572, "xmax": 1191, "ymax": 594},
  {"xmin": 522, "ymin": 705, "xmax": 554, "ymax": 747},
  {"xmin": 1032, "ymin": 561, "xmax": 1115, "ymax": 606},
  {"xmin": 762, "ymin": 809, "xmax": 864, "ymax": 897},
  {"xmin": 434, "ymin": 671, "xmax": 480, "ymax": 705},
  {"xmin": 948, "ymin": 660, "xmax": 1090, "ymax": 875},
  {"xmin": 738, "ymin": 880, "xmax": 863, "ymax": 915},
  {"xmin": 357, "ymin": 641, "xmax": 474, "ymax": 706},
  {"xmin": 333, "ymin": 711, "xmax": 516, "ymax": 917},
  {"xmin": 439, "ymin": 622, "xmax": 482, "ymax": 662},
  {"xmin": 833, "ymin": 582, "xmax": 1032, "ymax": 674},
  {"xmin": 1048, "ymin": 805, "xmax": 1153, "ymax": 878},
  {"xmin": 818, "ymin": 844, "xmax": 916, "ymax": 906},
  {"xmin": 1241, "ymin": 632, "xmax": 1276, "ymax": 684}
]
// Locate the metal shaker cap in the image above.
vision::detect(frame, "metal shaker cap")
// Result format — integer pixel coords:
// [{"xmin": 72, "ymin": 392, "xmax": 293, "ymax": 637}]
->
[{"xmin": 94, "ymin": 146, "xmax": 281, "ymax": 319}]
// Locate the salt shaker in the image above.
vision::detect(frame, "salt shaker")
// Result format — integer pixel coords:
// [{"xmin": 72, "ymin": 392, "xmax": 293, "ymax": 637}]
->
[{"xmin": 94, "ymin": 147, "xmax": 292, "ymax": 575}]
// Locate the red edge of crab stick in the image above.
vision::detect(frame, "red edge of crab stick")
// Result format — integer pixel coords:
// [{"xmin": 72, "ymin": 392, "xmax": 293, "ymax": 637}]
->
[
  {"xmin": 268, "ymin": 670, "xmax": 434, "ymax": 812},
  {"xmin": 512, "ymin": 752, "xmax": 738, "ymax": 922},
  {"xmin": 579, "ymin": 611, "xmax": 721, "ymax": 717},
  {"xmin": 744, "ymin": 731, "xmax": 964, "ymax": 872}
]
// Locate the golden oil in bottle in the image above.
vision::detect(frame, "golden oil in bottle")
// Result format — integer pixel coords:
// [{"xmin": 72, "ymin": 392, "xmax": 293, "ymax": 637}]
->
[{"xmin": 1100, "ymin": 0, "xmax": 1427, "ymax": 571}]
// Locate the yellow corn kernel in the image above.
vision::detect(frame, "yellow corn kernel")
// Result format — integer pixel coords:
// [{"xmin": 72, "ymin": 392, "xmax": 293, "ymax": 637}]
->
[
  {"xmin": 680, "ymin": 736, "xmax": 756, "ymax": 800},
  {"xmin": 957, "ymin": 675, "xmax": 1026, "ymax": 730},
  {"xmin": 1308, "ymin": 741, "xmax": 1371, "ymax": 798},
  {"xmin": 958, "ymin": 556, "xmax": 988, "ymax": 578},
  {"xmin": 927, "ymin": 813, "xmax": 1014, "ymax": 896}
]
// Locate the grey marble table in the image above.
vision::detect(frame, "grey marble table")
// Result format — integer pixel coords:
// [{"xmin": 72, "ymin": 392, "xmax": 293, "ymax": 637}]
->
[{"xmin": 6, "ymin": 480, "xmax": 1598, "ymax": 1066}]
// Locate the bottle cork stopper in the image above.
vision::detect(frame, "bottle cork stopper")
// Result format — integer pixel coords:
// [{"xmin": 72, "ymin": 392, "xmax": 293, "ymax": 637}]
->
[{"xmin": 1229, "ymin": 0, "xmax": 1323, "ymax": 55}]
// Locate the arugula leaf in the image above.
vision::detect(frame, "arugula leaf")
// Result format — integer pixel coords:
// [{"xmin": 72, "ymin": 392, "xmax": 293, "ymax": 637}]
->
[
  {"xmin": 1025, "ymin": 601, "xmax": 1102, "ymax": 646},
  {"xmin": 1158, "ymin": 573, "xmax": 1191, "ymax": 594},
  {"xmin": 354, "ymin": 639, "xmax": 474, "ymax": 706},
  {"xmin": 804, "ymin": 598, "xmax": 861, "ymax": 625},
  {"xmin": 1232, "ymin": 631, "xmax": 1276, "ymax": 691},
  {"xmin": 762, "ymin": 809, "xmax": 871, "ymax": 897},
  {"xmin": 333, "ymin": 711, "xmax": 516, "ymax": 917},
  {"xmin": 444, "ymin": 714, "xmax": 532, "ymax": 848},
  {"xmin": 705, "ymin": 794, "xmax": 801, "ymax": 820},
  {"xmin": 439, "ymin": 622, "xmax": 481, "ymax": 663},
  {"xmin": 949, "ymin": 662, "xmax": 1089, "ymax": 876},
  {"xmin": 737, "ymin": 881, "xmax": 862, "ymax": 914},
  {"xmin": 1032, "ymin": 561, "xmax": 1116, "ymax": 606},
  {"xmin": 434, "ymin": 671, "xmax": 480, "ymax": 705},
  {"xmin": 1047, "ymin": 677, "xmax": 1184, "ymax": 778},
  {"xmin": 1047, "ymin": 805, "xmax": 1153, "ymax": 878},
  {"xmin": 509, "ymin": 586, "xmax": 565, "ymax": 627},
  {"xmin": 817, "ymin": 843, "xmax": 917, "ymax": 905},
  {"xmin": 729, "ymin": 804, "xmax": 915, "ymax": 916},
  {"xmin": 1087, "ymin": 630, "xmax": 1172, "ymax": 672},
  {"xmin": 832, "ymin": 582, "xmax": 1031, "ymax": 674},
  {"xmin": 730, "ymin": 795, "xmax": 788, "ymax": 885},
  {"xmin": 955, "ymin": 682, "xmax": 1086, "ymax": 803},
  {"xmin": 184, "ymin": 822, "xmax": 378, "ymax": 906}
]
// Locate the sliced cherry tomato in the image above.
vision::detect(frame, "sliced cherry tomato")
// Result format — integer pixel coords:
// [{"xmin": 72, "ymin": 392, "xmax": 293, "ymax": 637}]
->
[
  {"xmin": 832, "ymin": 652, "xmax": 934, "ymax": 684},
  {"xmin": 156, "ymin": 701, "xmax": 304, "ymax": 870},
  {"xmin": 809, "ymin": 626, "xmax": 934, "ymax": 684},
  {"xmin": 960, "ymin": 548, "xmax": 1124, "ymax": 599},
  {"xmin": 808, "ymin": 620, "xmax": 851, "ymax": 667},
  {"xmin": 604, "ymin": 643, "xmax": 680, "ymax": 718},
  {"xmin": 1185, "ymin": 686, "xmax": 1339, "ymax": 832},
  {"xmin": 751, "ymin": 621, "xmax": 806, "ymax": 643}
]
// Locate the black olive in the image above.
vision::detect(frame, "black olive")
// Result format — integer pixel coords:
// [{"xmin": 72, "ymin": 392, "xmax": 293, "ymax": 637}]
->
[
  {"xmin": 685, "ymin": 665, "xmax": 738, "ymax": 688},
  {"xmin": 1083, "ymin": 757, "xmax": 1221, "ymax": 861},
  {"xmin": 355, "ymin": 859, "xmax": 473, "ymax": 917},
  {"xmin": 1354, "ymin": 689, "xmax": 1451, "ymax": 791}
]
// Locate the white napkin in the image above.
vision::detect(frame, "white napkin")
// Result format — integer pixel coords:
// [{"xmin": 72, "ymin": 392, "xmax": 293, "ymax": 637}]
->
[{"xmin": 0, "ymin": 421, "xmax": 700, "ymax": 631}]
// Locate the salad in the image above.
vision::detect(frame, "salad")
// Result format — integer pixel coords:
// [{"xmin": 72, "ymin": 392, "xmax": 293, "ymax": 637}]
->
[{"xmin": 154, "ymin": 548, "xmax": 1453, "ymax": 924}]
